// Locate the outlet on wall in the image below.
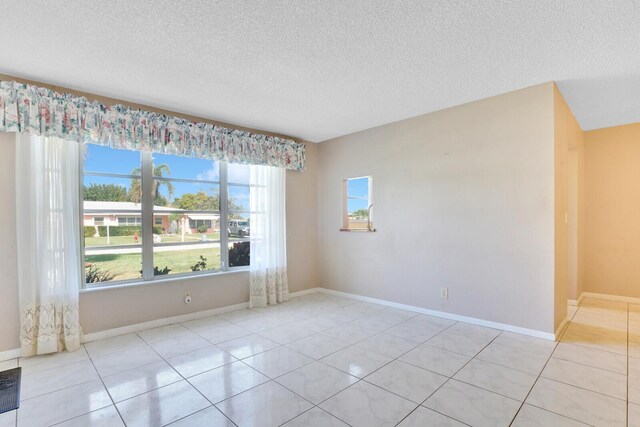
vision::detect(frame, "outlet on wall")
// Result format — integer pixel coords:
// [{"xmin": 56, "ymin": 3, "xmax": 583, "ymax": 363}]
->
[{"xmin": 440, "ymin": 288, "xmax": 448, "ymax": 299}]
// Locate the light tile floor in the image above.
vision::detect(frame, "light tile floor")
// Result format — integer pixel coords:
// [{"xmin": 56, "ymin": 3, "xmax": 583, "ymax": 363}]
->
[{"xmin": 0, "ymin": 294, "xmax": 635, "ymax": 426}]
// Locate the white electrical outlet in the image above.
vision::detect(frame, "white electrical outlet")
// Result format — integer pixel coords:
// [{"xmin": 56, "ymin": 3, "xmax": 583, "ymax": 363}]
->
[
  {"xmin": 440, "ymin": 288, "xmax": 448, "ymax": 299},
  {"xmin": 184, "ymin": 291, "xmax": 192, "ymax": 304}
]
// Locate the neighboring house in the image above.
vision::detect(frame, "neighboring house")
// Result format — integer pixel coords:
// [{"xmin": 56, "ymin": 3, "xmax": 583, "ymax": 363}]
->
[{"xmin": 83, "ymin": 201, "xmax": 219, "ymax": 234}]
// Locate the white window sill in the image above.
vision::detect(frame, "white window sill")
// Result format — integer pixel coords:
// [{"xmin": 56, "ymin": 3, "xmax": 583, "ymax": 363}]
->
[
  {"xmin": 80, "ymin": 268, "xmax": 249, "ymax": 294},
  {"xmin": 339, "ymin": 228, "xmax": 377, "ymax": 232}
]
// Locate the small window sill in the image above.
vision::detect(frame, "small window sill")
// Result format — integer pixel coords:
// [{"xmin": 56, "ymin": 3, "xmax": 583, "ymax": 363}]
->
[
  {"xmin": 339, "ymin": 228, "xmax": 377, "ymax": 232},
  {"xmin": 80, "ymin": 268, "xmax": 249, "ymax": 293}
]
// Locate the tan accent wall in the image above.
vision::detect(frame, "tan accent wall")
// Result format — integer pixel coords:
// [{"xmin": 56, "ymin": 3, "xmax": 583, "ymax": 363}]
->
[
  {"xmin": 583, "ymin": 123, "xmax": 640, "ymax": 297},
  {"xmin": 0, "ymin": 134, "xmax": 318, "ymax": 352},
  {"xmin": 552, "ymin": 85, "xmax": 585, "ymax": 327},
  {"xmin": 553, "ymin": 85, "xmax": 569, "ymax": 330},
  {"xmin": 317, "ymin": 83, "xmax": 557, "ymax": 334}
]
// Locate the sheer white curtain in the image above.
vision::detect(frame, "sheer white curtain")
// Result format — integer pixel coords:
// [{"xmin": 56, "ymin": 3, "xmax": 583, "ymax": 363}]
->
[
  {"xmin": 16, "ymin": 134, "xmax": 82, "ymax": 356},
  {"xmin": 249, "ymin": 165, "xmax": 289, "ymax": 308}
]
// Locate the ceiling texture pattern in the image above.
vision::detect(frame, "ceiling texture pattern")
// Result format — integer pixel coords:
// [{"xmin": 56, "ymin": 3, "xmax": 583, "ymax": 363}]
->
[{"xmin": 0, "ymin": 1, "xmax": 638, "ymax": 142}]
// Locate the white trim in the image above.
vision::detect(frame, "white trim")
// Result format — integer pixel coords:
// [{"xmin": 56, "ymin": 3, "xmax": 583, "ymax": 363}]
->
[
  {"xmin": 554, "ymin": 316, "xmax": 569, "ymax": 340},
  {"xmin": 82, "ymin": 287, "xmax": 320, "ymax": 343},
  {"xmin": 3, "ymin": 285, "xmax": 563, "ymax": 362},
  {"xmin": 82, "ymin": 301, "xmax": 250, "ymax": 343},
  {"xmin": 289, "ymin": 287, "xmax": 322, "ymax": 297},
  {"xmin": 0, "ymin": 348, "xmax": 20, "ymax": 362},
  {"xmin": 581, "ymin": 291, "xmax": 640, "ymax": 305},
  {"xmin": 317, "ymin": 288, "xmax": 556, "ymax": 341}
]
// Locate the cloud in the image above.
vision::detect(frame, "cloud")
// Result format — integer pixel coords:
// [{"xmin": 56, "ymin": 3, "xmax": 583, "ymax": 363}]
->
[
  {"xmin": 196, "ymin": 166, "xmax": 220, "ymax": 182},
  {"xmin": 228, "ymin": 164, "xmax": 250, "ymax": 184},
  {"xmin": 196, "ymin": 163, "xmax": 250, "ymax": 184}
]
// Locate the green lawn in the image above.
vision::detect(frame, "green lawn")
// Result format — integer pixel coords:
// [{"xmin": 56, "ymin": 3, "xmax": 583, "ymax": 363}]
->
[
  {"xmin": 86, "ymin": 246, "xmax": 222, "ymax": 281},
  {"xmin": 85, "ymin": 232, "xmax": 221, "ymax": 247}
]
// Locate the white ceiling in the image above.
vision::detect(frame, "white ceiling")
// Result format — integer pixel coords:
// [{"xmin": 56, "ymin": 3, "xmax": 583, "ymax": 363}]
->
[{"xmin": 1, "ymin": 1, "xmax": 638, "ymax": 142}]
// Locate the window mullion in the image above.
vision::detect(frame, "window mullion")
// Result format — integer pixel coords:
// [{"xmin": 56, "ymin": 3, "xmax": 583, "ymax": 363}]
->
[
  {"xmin": 141, "ymin": 152, "xmax": 154, "ymax": 280},
  {"xmin": 220, "ymin": 161, "xmax": 229, "ymax": 271}
]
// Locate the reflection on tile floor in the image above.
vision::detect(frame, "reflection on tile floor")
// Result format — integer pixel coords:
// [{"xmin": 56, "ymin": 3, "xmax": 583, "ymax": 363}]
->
[{"xmin": 0, "ymin": 294, "xmax": 634, "ymax": 426}]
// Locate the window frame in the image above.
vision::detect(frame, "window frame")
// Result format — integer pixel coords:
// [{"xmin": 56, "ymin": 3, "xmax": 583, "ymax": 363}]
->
[
  {"xmin": 341, "ymin": 175, "xmax": 375, "ymax": 232},
  {"xmin": 81, "ymin": 148, "xmax": 253, "ymax": 289}
]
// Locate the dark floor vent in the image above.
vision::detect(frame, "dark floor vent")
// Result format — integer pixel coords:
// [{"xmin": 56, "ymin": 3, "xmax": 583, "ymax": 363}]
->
[{"xmin": 0, "ymin": 367, "xmax": 21, "ymax": 414}]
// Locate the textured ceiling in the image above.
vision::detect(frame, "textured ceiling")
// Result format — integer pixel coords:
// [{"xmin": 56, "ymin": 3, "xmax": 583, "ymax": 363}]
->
[{"xmin": 0, "ymin": 1, "xmax": 638, "ymax": 142}]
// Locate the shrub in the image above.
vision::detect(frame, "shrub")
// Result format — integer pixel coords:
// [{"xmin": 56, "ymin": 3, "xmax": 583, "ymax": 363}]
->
[
  {"xmin": 191, "ymin": 255, "xmax": 208, "ymax": 272},
  {"xmin": 94, "ymin": 225, "xmax": 163, "ymax": 237},
  {"xmin": 97, "ymin": 225, "xmax": 142, "ymax": 237},
  {"xmin": 85, "ymin": 265, "xmax": 115, "ymax": 283},
  {"xmin": 140, "ymin": 266, "xmax": 172, "ymax": 276},
  {"xmin": 229, "ymin": 242, "xmax": 250, "ymax": 267},
  {"xmin": 197, "ymin": 224, "xmax": 208, "ymax": 233},
  {"xmin": 154, "ymin": 266, "xmax": 171, "ymax": 275},
  {"xmin": 84, "ymin": 226, "xmax": 96, "ymax": 238}
]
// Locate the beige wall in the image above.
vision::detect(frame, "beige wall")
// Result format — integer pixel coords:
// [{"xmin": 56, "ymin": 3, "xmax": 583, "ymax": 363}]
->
[
  {"xmin": 317, "ymin": 83, "xmax": 558, "ymax": 334},
  {"xmin": 0, "ymin": 133, "xmax": 20, "ymax": 353},
  {"xmin": 0, "ymin": 134, "xmax": 318, "ymax": 352},
  {"xmin": 584, "ymin": 123, "xmax": 640, "ymax": 297}
]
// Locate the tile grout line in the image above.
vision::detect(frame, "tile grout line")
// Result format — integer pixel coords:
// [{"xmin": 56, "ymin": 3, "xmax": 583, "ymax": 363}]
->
[
  {"xmin": 132, "ymin": 330, "xmax": 242, "ymax": 427},
  {"xmin": 17, "ymin": 348, "xmax": 124, "ymax": 426},
  {"xmin": 173, "ymin": 298, "xmax": 373, "ymax": 426},
  {"xmin": 271, "ymin": 311, "xmax": 464, "ymax": 426},
  {"xmin": 508, "ymin": 302, "xmax": 604, "ymax": 427},
  {"xmin": 507, "ymin": 309, "xmax": 565, "ymax": 427},
  {"xmin": 12, "ymin": 296, "xmax": 329, "ymax": 426},
  {"xmin": 83, "ymin": 345, "xmax": 129, "ymax": 427},
  {"xmin": 400, "ymin": 326, "xmax": 508, "ymax": 427},
  {"xmin": 21, "ymin": 295, "xmax": 619, "ymax": 427},
  {"xmin": 272, "ymin": 313, "xmax": 429, "ymax": 426},
  {"xmin": 301, "ymin": 318, "xmax": 465, "ymax": 427}
]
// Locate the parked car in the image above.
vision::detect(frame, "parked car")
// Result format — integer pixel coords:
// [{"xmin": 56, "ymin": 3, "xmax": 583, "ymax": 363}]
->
[{"xmin": 229, "ymin": 220, "xmax": 250, "ymax": 237}]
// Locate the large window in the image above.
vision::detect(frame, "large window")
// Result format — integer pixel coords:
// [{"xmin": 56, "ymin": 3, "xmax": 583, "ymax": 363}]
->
[{"xmin": 82, "ymin": 144, "xmax": 256, "ymax": 287}]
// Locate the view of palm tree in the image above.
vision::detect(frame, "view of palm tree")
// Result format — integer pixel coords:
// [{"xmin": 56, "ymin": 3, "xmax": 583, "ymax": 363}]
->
[{"xmin": 129, "ymin": 163, "xmax": 174, "ymax": 205}]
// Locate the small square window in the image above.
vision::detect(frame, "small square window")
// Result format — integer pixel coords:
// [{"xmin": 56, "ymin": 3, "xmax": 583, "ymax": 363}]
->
[
  {"xmin": 94, "ymin": 217, "xmax": 104, "ymax": 226},
  {"xmin": 342, "ymin": 176, "xmax": 374, "ymax": 231}
]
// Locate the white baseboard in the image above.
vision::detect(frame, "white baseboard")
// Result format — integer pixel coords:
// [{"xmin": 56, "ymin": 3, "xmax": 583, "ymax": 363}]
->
[
  {"xmin": 82, "ymin": 301, "xmax": 250, "ymax": 343},
  {"xmin": 317, "ymin": 288, "xmax": 556, "ymax": 341},
  {"xmin": 3, "ymin": 284, "xmax": 569, "ymax": 362},
  {"xmin": 82, "ymin": 287, "xmax": 321, "ymax": 343},
  {"xmin": 580, "ymin": 292, "xmax": 640, "ymax": 305},
  {"xmin": 0, "ymin": 348, "xmax": 20, "ymax": 362},
  {"xmin": 554, "ymin": 316, "xmax": 569, "ymax": 340},
  {"xmin": 290, "ymin": 287, "xmax": 323, "ymax": 297}
]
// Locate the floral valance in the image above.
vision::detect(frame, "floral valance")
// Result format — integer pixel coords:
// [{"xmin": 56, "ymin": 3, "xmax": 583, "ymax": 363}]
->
[{"xmin": 0, "ymin": 80, "xmax": 305, "ymax": 171}]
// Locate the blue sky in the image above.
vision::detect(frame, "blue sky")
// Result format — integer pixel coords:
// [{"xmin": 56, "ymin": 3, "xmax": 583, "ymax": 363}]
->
[
  {"xmin": 84, "ymin": 145, "xmax": 369, "ymax": 214},
  {"xmin": 83, "ymin": 144, "xmax": 251, "ymax": 210},
  {"xmin": 347, "ymin": 177, "xmax": 370, "ymax": 213}
]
